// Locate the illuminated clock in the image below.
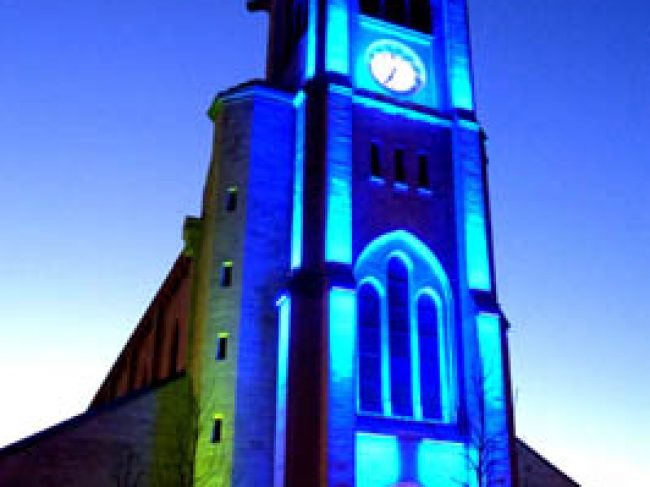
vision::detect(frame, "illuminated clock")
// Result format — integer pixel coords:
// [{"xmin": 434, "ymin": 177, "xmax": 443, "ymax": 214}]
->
[{"xmin": 367, "ymin": 39, "xmax": 426, "ymax": 94}]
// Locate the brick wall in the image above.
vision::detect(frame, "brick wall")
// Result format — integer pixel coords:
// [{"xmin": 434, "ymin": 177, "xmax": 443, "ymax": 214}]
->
[
  {"xmin": 91, "ymin": 255, "xmax": 192, "ymax": 409},
  {"xmin": 0, "ymin": 377, "xmax": 194, "ymax": 487}
]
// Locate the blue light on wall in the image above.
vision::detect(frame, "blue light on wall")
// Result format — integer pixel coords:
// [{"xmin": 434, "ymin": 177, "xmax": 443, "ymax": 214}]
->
[
  {"xmin": 477, "ymin": 313, "xmax": 504, "ymax": 414},
  {"xmin": 325, "ymin": 85, "xmax": 353, "ymax": 264},
  {"xmin": 355, "ymin": 433, "xmax": 400, "ymax": 487},
  {"xmin": 476, "ymin": 312, "xmax": 512, "ymax": 487},
  {"xmin": 328, "ymin": 286, "xmax": 357, "ymax": 486},
  {"xmin": 274, "ymin": 294, "xmax": 291, "ymax": 487},
  {"xmin": 418, "ymin": 440, "xmax": 470, "ymax": 487},
  {"xmin": 291, "ymin": 91, "xmax": 306, "ymax": 269},
  {"xmin": 465, "ymin": 210, "xmax": 491, "ymax": 291},
  {"xmin": 326, "ymin": 0, "xmax": 350, "ymax": 75},
  {"xmin": 446, "ymin": 0, "xmax": 475, "ymax": 110},
  {"xmin": 354, "ymin": 230, "xmax": 456, "ymax": 422},
  {"xmin": 305, "ymin": 0, "xmax": 317, "ymax": 79},
  {"xmin": 329, "ymin": 287, "xmax": 356, "ymax": 383},
  {"xmin": 456, "ymin": 126, "xmax": 492, "ymax": 291},
  {"xmin": 353, "ymin": 93, "xmax": 449, "ymax": 127},
  {"xmin": 450, "ymin": 59, "xmax": 474, "ymax": 111}
]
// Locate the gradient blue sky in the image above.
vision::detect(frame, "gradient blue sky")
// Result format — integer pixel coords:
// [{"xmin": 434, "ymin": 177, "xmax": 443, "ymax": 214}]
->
[{"xmin": 1, "ymin": 1, "xmax": 649, "ymax": 485}]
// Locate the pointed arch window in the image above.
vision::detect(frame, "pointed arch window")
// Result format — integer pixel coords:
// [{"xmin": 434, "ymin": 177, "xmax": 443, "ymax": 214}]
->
[
  {"xmin": 418, "ymin": 293, "xmax": 442, "ymax": 420},
  {"xmin": 354, "ymin": 230, "xmax": 454, "ymax": 423},
  {"xmin": 387, "ymin": 256, "xmax": 412, "ymax": 416},
  {"xmin": 385, "ymin": 0, "xmax": 407, "ymax": 26},
  {"xmin": 358, "ymin": 283, "xmax": 383, "ymax": 413},
  {"xmin": 359, "ymin": 0, "xmax": 433, "ymax": 34},
  {"xmin": 410, "ymin": 0, "xmax": 432, "ymax": 33}
]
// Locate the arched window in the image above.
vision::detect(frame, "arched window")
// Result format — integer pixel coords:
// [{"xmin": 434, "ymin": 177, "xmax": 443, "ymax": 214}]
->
[
  {"xmin": 358, "ymin": 0, "xmax": 433, "ymax": 34},
  {"xmin": 358, "ymin": 283, "xmax": 383, "ymax": 413},
  {"xmin": 387, "ymin": 257, "xmax": 413, "ymax": 416},
  {"xmin": 355, "ymin": 230, "xmax": 455, "ymax": 423},
  {"xmin": 410, "ymin": 0, "xmax": 432, "ymax": 33},
  {"xmin": 418, "ymin": 294, "xmax": 441, "ymax": 419},
  {"xmin": 385, "ymin": 0, "xmax": 407, "ymax": 26}
]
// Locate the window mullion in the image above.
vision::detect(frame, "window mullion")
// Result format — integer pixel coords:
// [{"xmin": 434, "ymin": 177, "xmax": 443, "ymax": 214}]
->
[{"xmin": 381, "ymin": 284, "xmax": 392, "ymax": 416}]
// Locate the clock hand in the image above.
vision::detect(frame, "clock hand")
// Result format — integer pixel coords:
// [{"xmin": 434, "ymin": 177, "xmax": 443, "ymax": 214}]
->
[{"xmin": 384, "ymin": 65, "xmax": 398, "ymax": 84}]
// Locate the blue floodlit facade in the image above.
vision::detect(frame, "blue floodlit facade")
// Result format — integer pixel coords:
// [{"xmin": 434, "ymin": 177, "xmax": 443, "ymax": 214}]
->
[{"xmin": 189, "ymin": 0, "xmax": 517, "ymax": 486}]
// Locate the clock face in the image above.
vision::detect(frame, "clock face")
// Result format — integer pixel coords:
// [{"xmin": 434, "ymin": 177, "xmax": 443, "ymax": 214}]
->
[{"xmin": 367, "ymin": 40, "xmax": 426, "ymax": 94}]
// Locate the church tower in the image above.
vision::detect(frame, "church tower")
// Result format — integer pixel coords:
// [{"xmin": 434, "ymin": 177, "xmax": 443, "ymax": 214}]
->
[{"xmin": 187, "ymin": 1, "xmax": 517, "ymax": 486}]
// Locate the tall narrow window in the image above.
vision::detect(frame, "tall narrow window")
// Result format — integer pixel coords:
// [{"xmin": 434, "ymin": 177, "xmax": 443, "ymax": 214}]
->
[
  {"xmin": 418, "ymin": 295, "xmax": 442, "ymax": 419},
  {"xmin": 385, "ymin": 0, "xmax": 407, "ymax": 26},
  {"xmin": 410, "ymin": 0, "xmax": 432, "ymax": 34},
  {"xmin": 355, "ymin": 231, "xmax": 453, "ymax": 425},
  {"xmin": 359, "ymin": 0, "xmax": 432, "ymax": 34},
  {"xmin": 360, "ymin": 0, "xmax": 381, "ymax": 16},
  {"xmin": 358, "ymin": 283, "xmax": 383, "ymax": 413},
  {"xmin": 225, "ymin": 186, "xmax": 238, "ymax": 213},
  {"xmin": 394, "ymin": 149, "xmax": 406, "ymax": 185},
  {"xmin": 169, "ymin": 320, "xmax": 180, "ymax": 377},
  {"xmin": 370, "ymin": 143, "xmax": 382, "ymax": 179},
  {"xmin": 220, "ymin": 261, "xmax": 233, "ymax": 287},
  {"xmin": 417, "ymin": 154, "xmax": 430, "ymax": 189},
  {"xmin": 211, "ymin": 415, "xmax": 223, "ymax": 443},
  {"xmin": 387, "ymin": 257, "xmax": 413, "ymax": 417},
  {"xmin": 216, "ymin": 333, "xmax": 229, "ymax": 361}
]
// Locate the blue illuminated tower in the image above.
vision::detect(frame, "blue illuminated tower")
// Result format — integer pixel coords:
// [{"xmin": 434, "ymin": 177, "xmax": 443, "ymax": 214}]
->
[{"xmin": 189, "ymin": 1, "xmax": 517, "ymax": 486}]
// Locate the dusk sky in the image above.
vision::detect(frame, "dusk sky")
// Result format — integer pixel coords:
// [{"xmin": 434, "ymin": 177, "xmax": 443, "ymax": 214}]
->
[{"xmin": 1, "ymin": 1, "xmax": 649, "ymax": 486}]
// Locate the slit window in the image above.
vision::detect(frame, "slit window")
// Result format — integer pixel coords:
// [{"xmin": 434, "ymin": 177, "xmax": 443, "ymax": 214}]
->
[
  {"xmin": 411, "ymin": 0, "xmax": 432, "ymax": 33},
  {"xmin": 226, "ymin": 186, "xmax": 238, "ymax": 213},
  {"xmin": 394, "ymin": 149, "xmax": 406, "ymax": 185},
  {"xmin": 211, "ymin": 415, "xmax": 223, "ymax": 443},
  {"xmin": 370, "ymin": 143, "xmax": 382, "ymax": 179},
  {"xmin": 417, "ymin": 155, "xmax": 430, "ymax": 189},
  {"xmin": 360, "ymin": 0, "xmax": 381, "ymax": 16},
  {"xmin": 220, "ymin": 261, "xmax": 233, "ymax": 287},
  {"xmin": 216, "ymin": 333, "xmax": 229, "ymax": 361},
  {"xmin": 385, "ymin": 0, "xmax": 407, "ymax": 25},
  {"xmin": 359, "ymin": 0, "xmax": 433, "ymax": 34}
]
